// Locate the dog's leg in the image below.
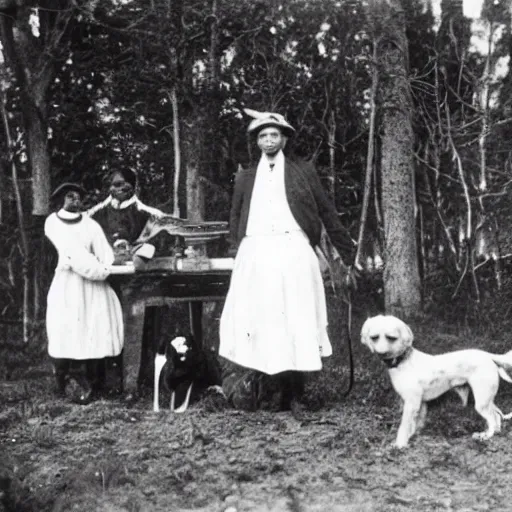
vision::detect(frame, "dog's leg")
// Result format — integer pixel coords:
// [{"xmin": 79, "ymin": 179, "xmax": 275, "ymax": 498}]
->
[
  {"xmin": 472, "ymin": 403, "xmax": 502, "ymax": 441},
  {"xmin": 501, "ymin": 409, "xmax": 512, "ymax": 420},
  {"xmin": 494, "ymin": 405, "xmax": 512, "ymax": 421},
  {"xmin": 153, "ymin": 354, "xmax": 167, "ymax": 413},
  {"xmin": 471, "ymin": 377, "xmax": 501, "ymax": 441},
  {"xmin": 395, "ymin": 398, "xmax": 423, "ymax": 448},
  {"xmin": 453, "ymin": 385, "xmax": 470, "ymax": 407},
  {"xmin": 171, "ymin": 382, "xmax": 194, "ymax": 413},
  {"xmin": 416, "ymin": 402, "xmax": 428, "ymax": 433}
]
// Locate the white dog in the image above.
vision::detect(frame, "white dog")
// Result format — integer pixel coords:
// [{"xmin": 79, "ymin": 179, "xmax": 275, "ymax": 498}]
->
[{"xmin": 361, "ymin": 314, "xmax": 512, "ymax": 448}]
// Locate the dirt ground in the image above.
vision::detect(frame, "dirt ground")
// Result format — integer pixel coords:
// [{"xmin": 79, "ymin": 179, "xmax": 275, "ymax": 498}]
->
[{"xmin": 3, "ymin": 309, "xmax": 512, "ymax": 512}]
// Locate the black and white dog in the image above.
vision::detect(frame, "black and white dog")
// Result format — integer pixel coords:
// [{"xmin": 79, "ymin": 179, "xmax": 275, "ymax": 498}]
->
[{"xmin": 153, "ymin": 334, "xmax": 223, "ymax": 412}]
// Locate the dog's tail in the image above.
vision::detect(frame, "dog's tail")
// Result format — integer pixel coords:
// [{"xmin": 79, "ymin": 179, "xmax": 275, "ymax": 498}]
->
[{"xmin": 491, "ymin": 350, "xmax": 512, "ymax": 383}]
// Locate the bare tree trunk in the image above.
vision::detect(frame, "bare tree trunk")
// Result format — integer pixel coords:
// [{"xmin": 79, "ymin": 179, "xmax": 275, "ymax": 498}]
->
[
  {"xmin": 446, "ymin": 105, "xmax": 479, "ymax": 300},
  {"xmin": 325, "ymin": 110, "xmax": 335, "ymax": 198},
  {"xmin": 25, "ymin": 95, "xmax": 51, "ymax": 216},
  {"xmin": 478, "ymin": 18, "xmax": 495, "ymax": 195},
  {"xmin": 202, "ymin": 0, "xmax": 222, "ymax": 219},
  {"xmin": 0, "ymin": 79, "xmax": 30, "ymax": 342},
  {"xmin": 372, "ymin": 0, "xmax": 421, "ymax": 317},
  {"xmin": 355, "ymin": 37, "xmax": 379, "ymax": 270},
  {"xmin": 170, "ymin": 87, "xmax": 181, "ymax": 217},
  {"xmin": 0, "ymin": 2, "xmax": 74, "ymax": 329},
  {"xmin": 0, "ymin": 3, "xmax": 71, "ymax": 216},
  {"xmin": 0, "ymin": 170, "xmax": 3, "ymax": 224},
  {"xmin": 419, "ymin": 142, "xmax": 460, "ymax": 271},
  {"xmin": 186, "ymin": 161, "xmax": 204, "ymax": 221},
  {"xmin": 208, "ymin": 0, "xmax": 219, "ymax": 89}
]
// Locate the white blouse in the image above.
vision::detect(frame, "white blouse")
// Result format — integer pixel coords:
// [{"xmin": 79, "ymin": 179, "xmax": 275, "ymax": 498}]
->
[{"xmin": 246, "ymin": 151, "xmax": 302, "ymax": 236}]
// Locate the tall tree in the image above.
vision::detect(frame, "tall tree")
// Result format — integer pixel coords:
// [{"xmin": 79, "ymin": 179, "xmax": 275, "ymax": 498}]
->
[
  {"xmin": 369, "ymin": 0, "xmax": 421, "ymax": 317},
  {"xmin": 0, "ymin": 0, "xmax": 77, "ymax": 325},
  {"xmin": 0, "ymin": 0, "xmax": 75, "ymax": 216}
]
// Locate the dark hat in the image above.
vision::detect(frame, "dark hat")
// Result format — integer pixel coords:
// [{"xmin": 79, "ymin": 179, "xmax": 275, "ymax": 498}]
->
[
  {"xmin": 50, "ymin": 182, "xmax": 86, "ymax": 201},
  {"xmin": 111, "ymin": 168, "xmax": 137, "ymax": 188},
  {"xmin": 244, "ymin": 108, "xmax": 295, "ymax": 137}
]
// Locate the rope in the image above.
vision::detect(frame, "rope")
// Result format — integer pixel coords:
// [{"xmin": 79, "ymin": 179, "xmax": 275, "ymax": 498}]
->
[{"xmin": 342, "ymin": 286, "xmax": 355, "ymax": 397}]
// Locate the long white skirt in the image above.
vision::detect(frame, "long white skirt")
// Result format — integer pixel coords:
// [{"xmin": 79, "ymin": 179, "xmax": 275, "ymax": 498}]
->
[
  {"xmin": 219, "ymin": 231, "xmax": 332, "ymax": 375},
  {"xmin": 46, "ymin": 269, "xmax": 124, "ymax": 360}
]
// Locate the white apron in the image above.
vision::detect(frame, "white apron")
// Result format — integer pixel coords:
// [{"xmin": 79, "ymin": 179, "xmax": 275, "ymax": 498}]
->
[
  {"xmin": 45, "ymin": 211, "xmax": 124, "ymax": 360},
  {"xmin": 219, "ymin": 151, "xmax": 332, "ymax": 374}
]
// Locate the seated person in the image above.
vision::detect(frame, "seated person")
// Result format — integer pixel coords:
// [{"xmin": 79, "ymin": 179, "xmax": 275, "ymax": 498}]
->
[
  {"xmin": 88, "ymin": 168, "xmax": 165, "ymax": 264},
  {"xmin": 87, "ymin": 168, "xmax": 166, "ymax": 399}
]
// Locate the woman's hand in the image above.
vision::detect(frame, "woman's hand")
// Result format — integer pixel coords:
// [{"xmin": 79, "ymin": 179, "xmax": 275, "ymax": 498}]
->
[{"xmin": 331, "ymin": 261, "xmax": 359, "ymax": 295}]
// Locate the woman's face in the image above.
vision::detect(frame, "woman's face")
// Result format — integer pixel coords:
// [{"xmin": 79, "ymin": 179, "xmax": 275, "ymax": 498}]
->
[
  {"xmin": 110, "ymin": 172, "xmax": 135, "ymax": 202},
  {"xmin": 257, "ymin": 126, "xmax": 287, "ymax": 156},
  {"xmin": 62, "ymin": 191, "xmax": 82, "ymax": 212}
]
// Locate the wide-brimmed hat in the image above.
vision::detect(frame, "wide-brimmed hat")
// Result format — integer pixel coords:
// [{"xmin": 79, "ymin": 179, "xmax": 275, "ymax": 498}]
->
[
  {"xmin": 50, "ymin": 182, "xmax": 86, "ymax": 201},
  {"xmin": 244, "ymin": 108, "xmax": 295, "ymax": 137}
]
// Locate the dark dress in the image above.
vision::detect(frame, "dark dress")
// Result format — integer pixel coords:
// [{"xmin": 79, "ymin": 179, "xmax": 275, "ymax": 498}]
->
[{"xmin": 87, "ymin": 194, "xmax": 165, "ymax": 396}]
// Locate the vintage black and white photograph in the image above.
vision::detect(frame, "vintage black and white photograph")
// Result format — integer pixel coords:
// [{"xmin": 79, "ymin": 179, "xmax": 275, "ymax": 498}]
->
[{"xmin": 1, "ymin": 0, "xmax": 512, "ymax": 510}]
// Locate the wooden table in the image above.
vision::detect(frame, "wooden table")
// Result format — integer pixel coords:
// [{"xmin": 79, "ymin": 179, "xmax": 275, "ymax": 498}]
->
[{"xmin": 110, "ymin": 269, "xmax": 232, "ymax": 395}]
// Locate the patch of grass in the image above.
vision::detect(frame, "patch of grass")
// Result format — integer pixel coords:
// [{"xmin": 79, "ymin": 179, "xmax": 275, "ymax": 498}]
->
[
  {"xmin": 5, "ymin": 288, "xmax": 512, "ymax": 511},
  {"xmin": 31, "ymin": 422, "xmax": 57, "ymax": 449}
]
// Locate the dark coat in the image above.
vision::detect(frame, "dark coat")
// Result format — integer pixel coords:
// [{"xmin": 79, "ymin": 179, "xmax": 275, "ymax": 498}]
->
[
  {"xmin": 88, "ymin": 196, "xmax": 161, "ymax": 247},
  {"xmin": 228, "ymin": 157, "xmax": 352, "ymax": 260}
]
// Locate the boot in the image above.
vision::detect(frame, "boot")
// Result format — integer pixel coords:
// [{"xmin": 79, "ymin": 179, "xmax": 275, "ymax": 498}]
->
[
  {"xmin": 85, "ymin": 359, "xmax": 104, "ymax": 401},
  {"xmin": 52, "ymin": 358, "xmax": 70, "ymax": 397},
  {"xmin": 280, "ymin": 371, "xmax": 306, "ymax": 418},
  {"xmin": 108, "ymin": 352, "xmax": 124, "ymax": 397},
  {"xmin": 279, "ymin": 371, "xmax": 294, "ymax": 411},
  {"xmin": 289, "ymin": 374, "xmax": 306, "ymax": 420}
]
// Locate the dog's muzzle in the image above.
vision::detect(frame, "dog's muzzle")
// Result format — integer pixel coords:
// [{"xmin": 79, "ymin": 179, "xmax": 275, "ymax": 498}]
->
[{"xmin": 380, "ymin": 347, "xmax": 412, "ymax": 369}]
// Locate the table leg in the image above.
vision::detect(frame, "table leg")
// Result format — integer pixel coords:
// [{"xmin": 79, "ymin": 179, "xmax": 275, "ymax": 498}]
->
[
  {"xmin": 189, "ymin": 301, "xmax": 203, "ymax": 349},
  {"xmin": 140, "ymin": 306, "xmax": 162, "ymax": 386},
  {"xmin": 122, "ymin": 300, "xmax": 146, "ymax": 395}
]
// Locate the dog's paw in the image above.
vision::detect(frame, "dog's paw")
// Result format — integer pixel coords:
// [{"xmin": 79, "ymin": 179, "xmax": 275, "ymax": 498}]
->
[
  {"xmin": 393, "ymin": 436, "xmax": 410, "ymax": 450},
  {"xmin": 472, "ymin": 431, "xmax": 494, "ymax": 442}
]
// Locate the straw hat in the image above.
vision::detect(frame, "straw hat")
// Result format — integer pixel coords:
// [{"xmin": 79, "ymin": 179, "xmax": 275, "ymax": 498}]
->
[
  {"xmin": 244, "ymin": 108, "xmax": 295, "ymax": 137},
  {"xmin": 50, "ymin": 182, "xmax": 86, "ymax": 200}
]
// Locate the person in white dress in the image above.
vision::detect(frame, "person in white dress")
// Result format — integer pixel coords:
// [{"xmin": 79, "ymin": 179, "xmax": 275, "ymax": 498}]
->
[
  {"xmin": 220, "ymin": 110, "xmax": 354, "ymax": 414},
  {"xmin": 45, "ymin": 182, "xmax": 124, "ymax": 403}
]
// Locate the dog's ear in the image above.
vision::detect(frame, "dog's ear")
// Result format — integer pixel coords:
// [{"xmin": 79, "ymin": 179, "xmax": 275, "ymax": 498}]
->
[
  {"xmin": 360, "ymin": 317, "xmax": 376, "ymax": 351},
  {"xmin": 398, "ymin": 320, "xmax": 414, "ymax": 346},
  {"xmin": 167, "ymin": 336, "xmax": 183, "ymax": 359}
]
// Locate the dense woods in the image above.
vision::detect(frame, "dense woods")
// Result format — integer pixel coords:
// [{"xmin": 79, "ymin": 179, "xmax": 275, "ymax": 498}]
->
[{"xmin": 1, "ymin": 0, "xmax": 512, "ymax": 336}]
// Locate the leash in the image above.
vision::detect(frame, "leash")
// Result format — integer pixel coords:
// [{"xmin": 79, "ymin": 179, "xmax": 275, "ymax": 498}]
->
[{"xmin": 342, "ymin": 286, "xmax": 355, "ymax": 397}]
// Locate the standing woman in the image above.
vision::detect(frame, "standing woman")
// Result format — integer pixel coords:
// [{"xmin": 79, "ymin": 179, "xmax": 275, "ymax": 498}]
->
[
  {"xmin": 45, "ymin": 182, "xmax": 123, "ymax": 403},
  {"xmin": 220, "ymin": 110, "xmax": 353, "ymax": 414}
]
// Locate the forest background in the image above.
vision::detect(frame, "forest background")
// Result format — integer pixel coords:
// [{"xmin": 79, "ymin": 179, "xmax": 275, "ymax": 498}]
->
[
  {"xmin": 4, "ymin": 2, "xmax": 512, "ymax": 510},
  {"xmin": 1, "ymin": 0, "xmax": 512, "ymax": 341}
]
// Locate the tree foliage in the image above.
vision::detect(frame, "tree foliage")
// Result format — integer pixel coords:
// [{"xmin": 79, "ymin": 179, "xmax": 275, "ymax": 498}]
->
[{"xmin": 1, "ymin": 0, "xmax": 512, "ymax": 326}]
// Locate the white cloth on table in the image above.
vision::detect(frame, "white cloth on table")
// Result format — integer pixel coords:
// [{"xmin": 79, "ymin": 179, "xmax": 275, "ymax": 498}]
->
[
  {"xmin": 219, "ymin": 151, "xmax": 332, "ymax": 375},
  {"xmin": 45, "ymin": 211, "xmax": 124, "ymax": 360}
]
